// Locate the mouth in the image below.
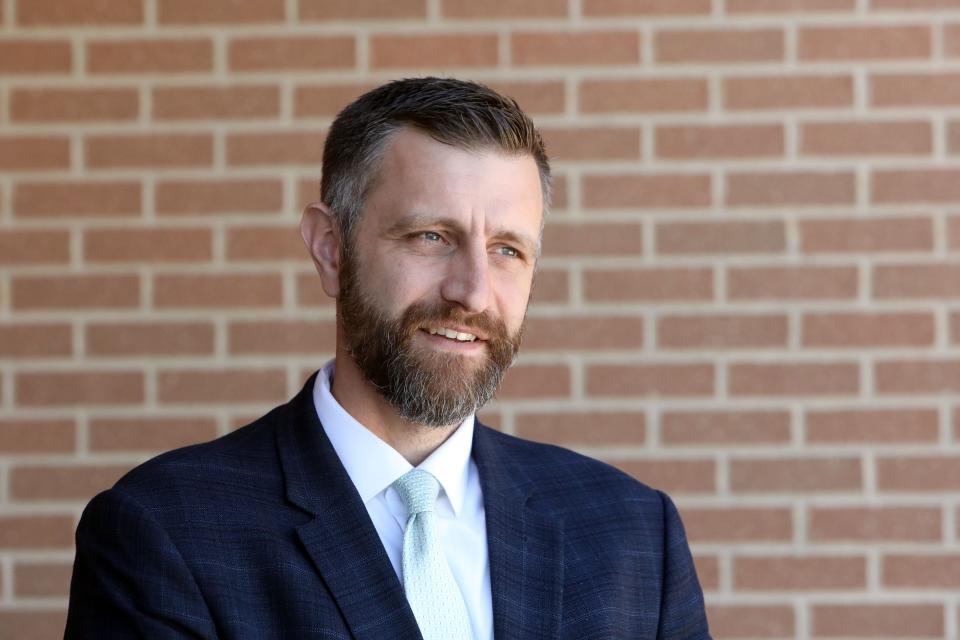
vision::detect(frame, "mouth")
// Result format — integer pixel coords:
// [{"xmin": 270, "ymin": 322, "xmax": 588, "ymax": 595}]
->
[{"xmin": 422, "ymin": 325, "xmax": 486, "ymax": 343}]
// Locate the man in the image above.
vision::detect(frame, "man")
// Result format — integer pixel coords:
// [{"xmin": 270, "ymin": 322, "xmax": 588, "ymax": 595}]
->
[{"xmin": 65, "ymin": 78, "xmax": 710, "ymax": 639}]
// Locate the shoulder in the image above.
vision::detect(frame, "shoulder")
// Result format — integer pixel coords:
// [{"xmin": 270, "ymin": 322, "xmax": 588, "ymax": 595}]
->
[{"xmin": 476, "ymin": 425, "xmax": 666, "ymax": 515}]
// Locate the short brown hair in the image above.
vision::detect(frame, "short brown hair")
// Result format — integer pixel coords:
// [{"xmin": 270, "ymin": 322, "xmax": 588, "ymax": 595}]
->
[{"xmin": 321, "ymin": 77, "xmax": 551, "ymax": 246}]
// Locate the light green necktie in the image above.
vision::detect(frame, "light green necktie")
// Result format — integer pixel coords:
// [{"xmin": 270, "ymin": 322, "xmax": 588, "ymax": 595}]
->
[{"xmin": 393, "ymin": 469, "xmax": 473, "ymax": 640}]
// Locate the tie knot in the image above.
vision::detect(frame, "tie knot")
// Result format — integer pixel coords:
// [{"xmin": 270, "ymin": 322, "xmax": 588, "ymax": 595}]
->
[{"xmin": 393, "ymin": 469, "xmax": 440, "ymax": 515}]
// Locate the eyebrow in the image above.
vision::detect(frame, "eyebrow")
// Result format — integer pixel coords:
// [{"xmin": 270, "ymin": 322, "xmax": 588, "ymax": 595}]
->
[{"xmin": 385, "ymin": 213, "xmax": 539, "ymax": 256}]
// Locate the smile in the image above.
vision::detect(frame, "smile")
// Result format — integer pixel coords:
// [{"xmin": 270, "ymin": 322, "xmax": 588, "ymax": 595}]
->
[{"xmin": 426, "ymin": 327, "xmax": 478, "ymax": 342}]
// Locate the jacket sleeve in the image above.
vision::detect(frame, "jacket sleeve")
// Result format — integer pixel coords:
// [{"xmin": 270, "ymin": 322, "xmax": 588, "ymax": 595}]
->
[
  {"xmin": 656, "ymin": 490, "xmax": 712, "ymax": 640},
  {"xmin": 64, "ymin": 488, "xmax": 218, "ymax": 639}
]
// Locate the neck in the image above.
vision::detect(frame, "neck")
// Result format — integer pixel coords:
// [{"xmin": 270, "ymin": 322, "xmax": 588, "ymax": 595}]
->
[{"xmin": 329, "ymin": 346, "xmax": 460, "ymax": 466}]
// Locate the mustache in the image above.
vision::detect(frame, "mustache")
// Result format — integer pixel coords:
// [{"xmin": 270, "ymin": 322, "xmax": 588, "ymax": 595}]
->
[{"xmin": 398, "ymin": 300, "xmax": 511, "ymax": 342}]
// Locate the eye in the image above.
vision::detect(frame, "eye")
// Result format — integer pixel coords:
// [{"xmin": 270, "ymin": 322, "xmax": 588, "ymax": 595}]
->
[
  {"xmin": 421, "ymin": 231, "xmax": 443, "ymax": 242},
  {"xmin": 496, "ymin": 245, "xmax": 520, "ymax": 258}
]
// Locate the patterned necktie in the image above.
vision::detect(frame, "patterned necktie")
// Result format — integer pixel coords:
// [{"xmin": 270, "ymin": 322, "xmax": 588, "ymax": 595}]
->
[{"xmin": 392, "ymin": 469, "xmax": 473, "ymax": 640}]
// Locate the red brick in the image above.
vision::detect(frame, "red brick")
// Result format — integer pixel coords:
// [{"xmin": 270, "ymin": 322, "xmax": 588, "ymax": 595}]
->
[
  {"xmin": 944, "ymin": 24, "xmax": 960, "ymax": 57},
  {"xmin": 684, "ymin": 508, "xmax": 792, "ymax": 543},
  {"xmin": 873, "ymin": 0, "xmax": 960, "ymax": 6},
  {"xmin": 803, "ymin": 312, "xmax": 935, "ymax": 347},
  {"xmin": 872, "ymin": 73, "xmax": 960, "ymax": 106},
  {"xmin": 731, "ymin": 362, "xmax": 859, "ymax": 396},
  {"xmin": 801, "ymin": 216, "xmax": 934, "ymax": 253},
  {"xmin": 229, "ymin": 36, "xmax": 355, "ymax": 71},
  {"xmin": 813, "ymin": 604, "xmax": 943, "ymax": 637},
  {"xmin": 707, "ymin": 605, "xmax": 795, "ymax": 638},
  {"xmin": 229, "ymin": 320, "xmax": 335, "ymax": 354},
  {"xmin": 541, "ymin": 222, "xmax": 642, "ymax": 257},
  {"xmin": 493, "ymin": 80, "xmax": 567, "ymax": 115},
  {"xmin": 514, "ymin": 411, "xmax": 645, "ymax": 446},
  {"xmin": 16, "ymin": 371, "xmax": 144, "ymax": 407},
  {"xmin": 657, "ymin": 221, "xmax": 785, "ymax": 255},
  {"xmin": 876, "ymin": 359, "xmax": 960, "ymax": 393},
  {"xmin": 799, "ymin": 25, "xmax": 931, "ymax": 61},
  {"xmin": 11, "ymin": 87, "xmax": 138, "ymax": 122},
  {"xmin": 947, "ymin": 121, "xmax": 960, "ymax": 154},
  {"xmin": 585, "ymin": 267, "xmax": 713, "ymax": 302},
  {"xmin": 731, "ymin": 457, "xmax": 862, "ymax": 492},
  {"xmin": 158, "ymin": 0, "xmax": 285, "ymax": 23},
  {"xmin": 11, "ymin": 464, "xmax": 131, "ymax": 500},
  {"xmin": 154, "ymin": 274, "xmax": 283, "ymax": 309},
  {"xmin": 610, "ymin": 459, "xmax": 716, "ymax": 493},
  {"xmin": 728, "ymin": 266, "xmax": 858, "ymax": 300},
  {"xmin": 658, "ymin": 314, "xmax": 787, "ymax": 349},
  {"xmin": 17, "ymin": 0, "xmax": 142, "ymax": 24},
  {"xmin": 583, "ymin": 0, "xmax": 711, "ymax": 15},
  {"xmin": 0, "ymin": 230, "xmax": 69, "ymax": 265},
  {"xmin": 371, "ymin": 34, "xmax": 497, "ymax": 69},
  {"xmin": 884, "ymin": 554, "xmax": 960, "ymax": 587},
  {"xmin": 0, "ymin": 324, "xmax": 71, "ymax": 359},
  {"xmin": 0, "ymin": 40, "xmax": 71, "ymax": 74},
  {"xmin": 13, "ymin": 180, "xmax": 141, "ymax": 218},
  {"xmin": 878, "ymin": 456, "xmax": 960, "ymax": 490},
  {"xmin": 586, "ymin": 363, "xmax": 714, "ymax": 397},
  {"xmin": 580, "ymin": 78, "xmax": 709, "ymax": 113},
  {"xmin": 303, "ymin": 0, "xmax": 426, "ymax": 19},
  {"xmin": 0, "ymin": 612, "xmax": 68, "ymax": 638},
  {"xmin": 227, "ymin": 226, "xmax": 306, "ymax": 261},
  {"xmin": 662, "ymin": 410, "xmax": 791, "ymax": 445},
  {"xmin": 728, "ymin": 0, "xmax": 855, "ymax": 11},
  {"xmin": 14, "ymin": 562, "xmax": 72, "ymax": 598},
  {"xmin": 532, "ymin": 268, "xmax": 568, "ymax": 301},
  {"xmin": 12, "ymin": 275, "xmax": 140, "ymax": 310},
  {"xmin": 522, "ymin": 316, "xmax": 644, "ymax": 351},
  {"xmin": 735, "ymin": 556, "xmax": 866, "ymax": 589},
  {"xmin": 496, "ymin": 365, "xmax": 571, "ymax": 399},
  {"xmin": 158, "ymin": 369, "xmax": 287, "ymax": 404},
  {"xmin": 952, "ymin": 311, "xmax": 960, "ymax": 344},
  {"xmin": 583, "ymin": 173, "xmax": 711, "ymax": 209},
  {"xmin": 512, "ymin": 31, "xmax": 639, "ymax": 66},
  {"xmin": 809, "ymin": 507, "xmax": 942, "ymax": 542},
  {"xmin": 294, "ymin": 82, "xmax": 377, "ymax": 117},
  {"xmin": 89, "ymin": 416, "xmax": 219, "ymax": 452},
  {"xmin": 727, "ymin": 171, "xmax": 856, "ymax": 206},
  {"xmin": 0, "ymin": 419, "xmax": 74, "ymax": 453},
  {"xmin": 442, "ymin": 0, "xmax": 564, "ymax": 17},
  {"xmin": 873, "ymin": 168, "xmax": 960, "ymax": 203},
  {"xmin": 0, "ymin": 136, "xmax": 70, "ymax": 170},
  {"xmin": 541, "ymin": 127, "xmax": 641, "ymax": 161},
  {"xmin": 806, "ymin": 408, "xmax": 939, "ymax": 443},
  {"xmin": 874, "ymin": 264, "xmax": 960, "ymax": 298},
  {"xmin": 153, "ymin": 85, "xmax": 280, "ymax": 120},
  {"xmin": 86, "ymin": 134, "xmax": 212, "ymax": 169},
  {"xmin": 84, "ymin": 228, "xmax": 212, "ymax": 263},
  {"xmin": 656, "ymin": 124, "xmax": 783, "ymax": 159},
  {"xmin": 695, "ymin": 555, "xmax": 720, "ymax": 591},
  {"xmin": 0, "ymin": 515, "xmax": 74, "ymax": 549},
  {"xmin": 87, "ymin": 322, "xmax": 215, "ymax": 356},
  {"xmin": 802, "ymin": 120, "xmax": 932, "ymax": 155},
  {"xmin": 88, "ymin": 39, "xmax": 213, "ymax": 73},
  {"xmin": 296, "ymin": 272, "xmax": 336, "ymax": 308},
  {"xmin": 227, "ymin": 130, "xmax": 325, "ymax": 166},
  {"xmin": 656, "ymin": 28, "xmax": 784, "ymax": 64},
  {"xmin": 725, "ymin": 75, "xmax": 854, "ymax": 110},
  {"xmin": 156, "ymin": 179, "xmax": 282, "ymax": 215},
  {"xmin": 949, "ymin": 216, "xmax": 960, "ymax": 249}
]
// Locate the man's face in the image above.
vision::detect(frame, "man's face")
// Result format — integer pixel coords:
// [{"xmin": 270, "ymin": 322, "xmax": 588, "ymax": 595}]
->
[{"xmin": 338, "ymin": 128, "xmax": 544, "ymax": 427}]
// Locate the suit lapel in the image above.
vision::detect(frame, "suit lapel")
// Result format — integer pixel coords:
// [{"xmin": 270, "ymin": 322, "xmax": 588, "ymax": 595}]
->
[
  {"xmin": 473, "ymin": 425, "xmax": 564, "ymax": 640},
  {"xmin": 277, "ymin": 374, "xmax": 423, "ymax": 640}
]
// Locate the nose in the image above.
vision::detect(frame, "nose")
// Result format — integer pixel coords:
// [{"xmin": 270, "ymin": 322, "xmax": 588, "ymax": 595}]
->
[{"xmin": 440, "ymin": 243, "xmax": 490, "ymax": 314}]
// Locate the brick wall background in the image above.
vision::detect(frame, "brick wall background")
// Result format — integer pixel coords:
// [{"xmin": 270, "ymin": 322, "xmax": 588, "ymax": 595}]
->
[{"xmin": 1, "ymin": 0, "xmax": 960, "ymax": 637}]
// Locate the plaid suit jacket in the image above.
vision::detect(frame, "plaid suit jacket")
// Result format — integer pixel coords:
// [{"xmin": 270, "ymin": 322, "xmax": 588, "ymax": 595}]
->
[{"xmin": 65, "ymin": 373, "xmax": 711, "ymax": 639}]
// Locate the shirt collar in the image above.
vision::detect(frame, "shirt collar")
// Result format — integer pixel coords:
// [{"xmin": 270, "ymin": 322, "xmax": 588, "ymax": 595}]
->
[{"xmin": 312, "ymin": 360, "xmax": 474, "ymax": 516}]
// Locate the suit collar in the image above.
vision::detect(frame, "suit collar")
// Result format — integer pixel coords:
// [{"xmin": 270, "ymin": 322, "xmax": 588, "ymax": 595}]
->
[
  {"xmin": 277, "ymin": 373, "xmax": 423, "ymax": 640},
  {"xmin": 473, "ymin": 424, "xmax": 565, "ymax": 640}
]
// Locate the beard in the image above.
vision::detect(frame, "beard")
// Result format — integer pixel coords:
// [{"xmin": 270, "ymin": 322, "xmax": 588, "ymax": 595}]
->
[{"xmin": 337, "ymin": 253, "xmax": 523, "ymax": 427}]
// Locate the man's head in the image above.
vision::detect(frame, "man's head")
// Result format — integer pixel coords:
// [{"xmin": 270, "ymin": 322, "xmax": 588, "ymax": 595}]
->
[{"xmin": 303, "ymin": 78, "xmax": 549, "ymax": 428}]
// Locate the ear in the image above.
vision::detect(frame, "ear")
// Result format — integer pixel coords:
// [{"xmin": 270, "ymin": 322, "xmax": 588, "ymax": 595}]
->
[{"xmin": 300, "ymin": 202, "xmax": 341, "ymax": 298}]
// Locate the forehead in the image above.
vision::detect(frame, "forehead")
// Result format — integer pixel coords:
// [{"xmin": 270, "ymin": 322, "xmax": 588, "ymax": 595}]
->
[{"xmin": 363, "ymin": 128, "xmax": 544, "ymax": 236}]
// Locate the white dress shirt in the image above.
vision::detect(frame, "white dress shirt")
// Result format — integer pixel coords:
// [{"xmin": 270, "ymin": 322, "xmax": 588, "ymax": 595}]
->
[{"xmin": 312, "ymin": 360, "xmax": 493, "ymax": 640}]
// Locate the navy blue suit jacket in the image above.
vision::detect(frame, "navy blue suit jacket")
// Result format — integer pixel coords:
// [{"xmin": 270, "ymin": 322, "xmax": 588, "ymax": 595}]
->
[{"xmin": 65, "ymin": 373, "xmax": 710, "ymax": 639}]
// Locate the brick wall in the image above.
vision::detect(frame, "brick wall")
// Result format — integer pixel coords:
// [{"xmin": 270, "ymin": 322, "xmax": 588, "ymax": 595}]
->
[{"xmin": 1, "ymin": 0, "xmax": 959, "ymax": 637}]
